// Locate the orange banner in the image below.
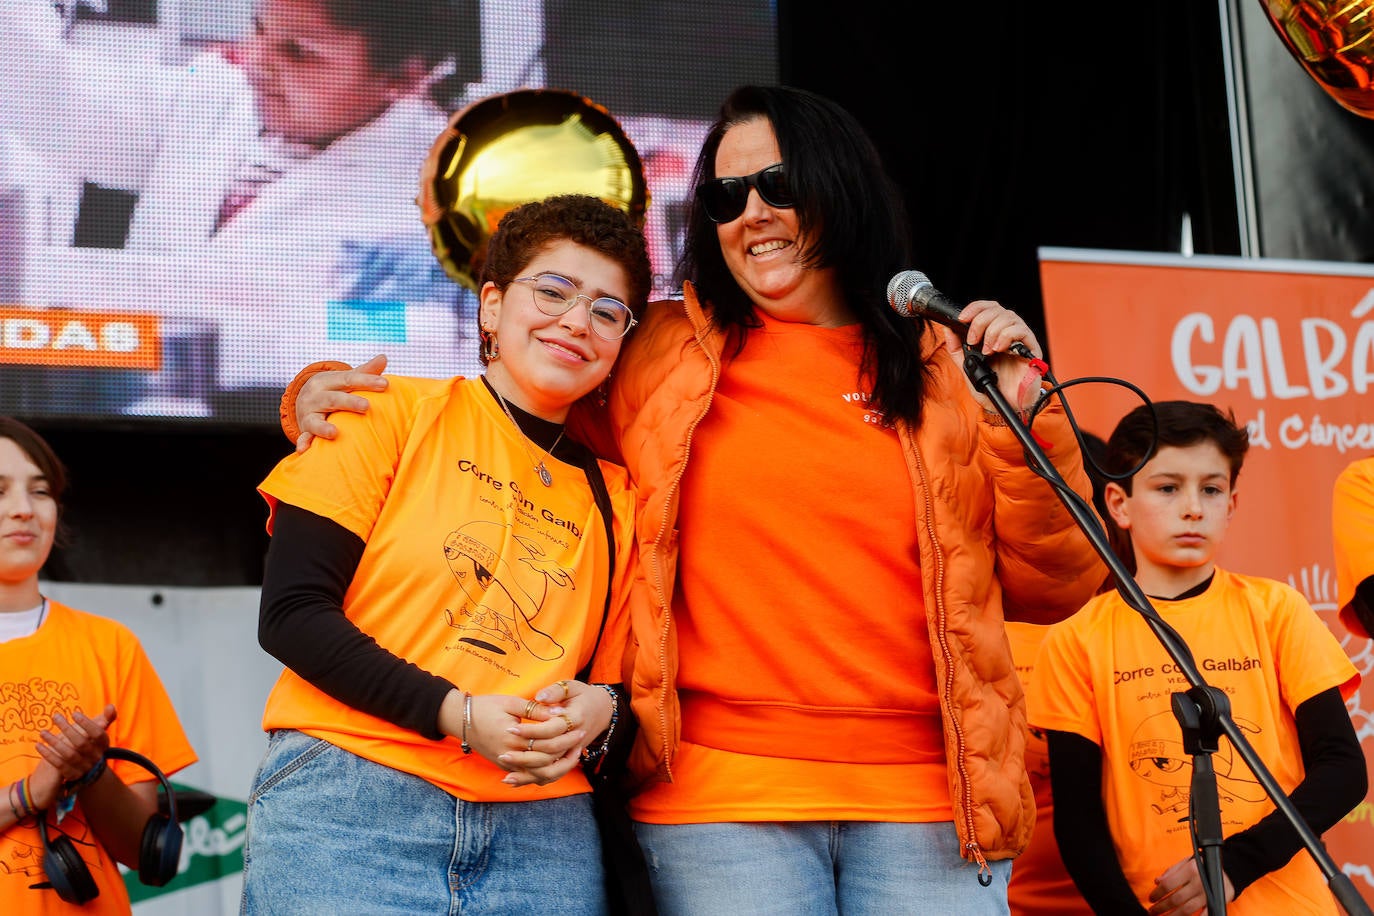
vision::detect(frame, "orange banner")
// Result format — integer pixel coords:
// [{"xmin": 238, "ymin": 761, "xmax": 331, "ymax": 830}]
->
[
  {"xmin": 0, "ymin": 306, "xmax": 161, "ymax": 369},
  {"xmin": 1041, "ymin": 248, "xmax": 1374, "ymax": 905}
]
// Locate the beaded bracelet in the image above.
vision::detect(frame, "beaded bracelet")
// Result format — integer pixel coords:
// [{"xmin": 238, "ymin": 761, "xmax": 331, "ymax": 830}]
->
[
  {"xmin": 580, "ymin": 683, "xmax": 619, "ymax": 763},
  {"xmin": 460, "ymin": 691, "xmax": 473, "ymax": 755}
]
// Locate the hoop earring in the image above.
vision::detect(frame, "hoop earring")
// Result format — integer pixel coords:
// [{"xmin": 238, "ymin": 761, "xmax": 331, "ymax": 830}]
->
[{"xmin": 480, "ymin": 327, "xmax": 500, "ymax": 364}]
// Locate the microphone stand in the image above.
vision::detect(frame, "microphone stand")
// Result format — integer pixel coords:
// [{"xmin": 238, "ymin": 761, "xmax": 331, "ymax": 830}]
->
[{"xmin": 961, "ymin": 346, "xmax": 1372, "ymax": 916}]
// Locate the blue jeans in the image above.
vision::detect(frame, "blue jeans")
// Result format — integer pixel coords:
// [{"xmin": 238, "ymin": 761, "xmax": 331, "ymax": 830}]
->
[
  {"xmin": 633, "ymin": 820, "xmax": 1012, "ymax": 916},
  {"xmin": 240, "ymin": 729, "xmax": 607, "ymax": 915}
]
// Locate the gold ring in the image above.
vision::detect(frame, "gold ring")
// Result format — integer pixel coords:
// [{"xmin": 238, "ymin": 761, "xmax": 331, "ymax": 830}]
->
[
  {"xmin": 523, "ymin": 699, "xmax": 539, "ymax": 719},
  {"xmin": 560, "ymin": 713, "xmax": 575, "ymax": 734},
  {"xmin": 527, "ymin": 737, "xmax": 535, "ymax": 752},
  {"xmin": 557, "ymin": 679, "xmax": 571, "ymax": 700}
]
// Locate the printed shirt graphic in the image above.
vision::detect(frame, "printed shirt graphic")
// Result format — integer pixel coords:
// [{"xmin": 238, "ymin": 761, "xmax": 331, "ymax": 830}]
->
[
  {"xmin": 258, "ymin": 376, "xmax": 635, "ymax": 803},
  {"xmin": 1029, "ymin": 570, "xmax": 1360, "ymax": 913},
  {"xmin": 630, "ymin": 309, "xmax": 950, "ymax": 824},
  {"xmin": 0, "ymin": 602, "xmax": 197, "ymax": 916}
]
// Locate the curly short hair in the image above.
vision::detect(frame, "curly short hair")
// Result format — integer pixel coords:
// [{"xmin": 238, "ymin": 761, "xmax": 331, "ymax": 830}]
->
[{"xmin": 484, "ymin": 191, "xmax": 649, "ymax": 298}]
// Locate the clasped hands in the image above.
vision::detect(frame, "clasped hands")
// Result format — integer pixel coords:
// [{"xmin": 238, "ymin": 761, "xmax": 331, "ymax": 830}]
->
[
  {"xmin": 27, "ymin": 704, "xmax": 117, "ymax": 811},
  {"xmin": 442, "ymin": 681, "xmax": 613, "ymax": 788}
]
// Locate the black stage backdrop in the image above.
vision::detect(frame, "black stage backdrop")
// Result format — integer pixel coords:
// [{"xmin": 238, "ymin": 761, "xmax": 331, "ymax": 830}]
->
[
  {"xmin": 780, "ymin": 2, "xmax": 1242, "ymax": 336},
  {"xmin": 34, "ymin": 1, "xmax": 1374, "ymax": 586}
]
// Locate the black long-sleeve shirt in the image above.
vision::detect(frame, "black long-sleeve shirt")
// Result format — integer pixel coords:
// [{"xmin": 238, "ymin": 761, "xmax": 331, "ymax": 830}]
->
[{"xmin": 1049, "ymin": 687, "xmax": 1366, "ymax": 912}]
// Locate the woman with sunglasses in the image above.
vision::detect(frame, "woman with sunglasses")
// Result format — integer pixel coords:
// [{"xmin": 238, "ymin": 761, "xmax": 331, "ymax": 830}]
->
[
  {"xmin": 282, "ymin": 86, "xmax": 1103, "ymax": 914},
  {"xmin": 242, "ymin": 195, "xmax": 649, "ymax": 914}
]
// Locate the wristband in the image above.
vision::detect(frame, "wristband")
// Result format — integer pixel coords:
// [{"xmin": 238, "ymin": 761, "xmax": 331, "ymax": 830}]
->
[
  {"xmin": 19, "ymin": 778, "xmax": 36, "ymax": 819},
  {"xmin": 62, "ymin": 758, "xmax": 107, "ymax": 797},
  {"xmin": 56, "ymin": 758, "xmax": 109, "ymax": 824},
  {"xmin": 279, "ymin": 360, "xmax": 352, "ymax": 444}
]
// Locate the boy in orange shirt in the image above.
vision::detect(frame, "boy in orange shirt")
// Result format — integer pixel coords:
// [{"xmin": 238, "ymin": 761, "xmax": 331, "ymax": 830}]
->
[{"xmin": 1029, "ymin": 401, "xmax": 1365, "ymax": 915}]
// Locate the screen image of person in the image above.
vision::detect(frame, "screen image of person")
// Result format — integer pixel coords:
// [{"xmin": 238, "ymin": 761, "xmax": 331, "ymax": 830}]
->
[
  {"xmin": 1, "ymin": 1, "xmax": 781, "ymax": 426},
  {"xmin": 1, "ymin": 0, "xmax": 481, "ymax": 422}
]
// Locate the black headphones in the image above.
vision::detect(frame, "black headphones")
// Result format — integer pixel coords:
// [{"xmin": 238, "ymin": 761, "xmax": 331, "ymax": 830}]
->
[{"xmin": 36, "ymin": 747, "xmax": 183, "ymax": 904}]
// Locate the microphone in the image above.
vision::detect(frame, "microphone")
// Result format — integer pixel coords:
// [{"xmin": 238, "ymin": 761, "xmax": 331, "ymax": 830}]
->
[
  {"xmin": 887, "ymin": 269, "xmax": 1043, "ymax": 364},
  {"xmin": 886, "ymin": 270, "xmax": 968, "ymax": 338}
]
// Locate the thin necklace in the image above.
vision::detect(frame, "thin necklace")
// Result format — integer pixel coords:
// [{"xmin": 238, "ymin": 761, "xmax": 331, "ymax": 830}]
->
[
  {"xmin": 491, "ymin": 387, "xmax": 566, "ymax": 487},
  {"xmin": 34, "ymin": 599, "xmax": 46, "ymax": 634}
]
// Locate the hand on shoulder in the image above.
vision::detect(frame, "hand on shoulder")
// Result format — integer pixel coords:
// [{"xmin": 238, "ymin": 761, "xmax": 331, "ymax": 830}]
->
[{"xmin": 288, "ymin": 354, "xmax": 391, "ymax": 451}]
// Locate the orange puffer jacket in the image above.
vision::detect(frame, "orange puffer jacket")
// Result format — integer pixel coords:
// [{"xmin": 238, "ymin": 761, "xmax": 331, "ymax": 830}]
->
[{"xmin": 578, "ymin": 283, "xmax": 1104, "ymax": 866}]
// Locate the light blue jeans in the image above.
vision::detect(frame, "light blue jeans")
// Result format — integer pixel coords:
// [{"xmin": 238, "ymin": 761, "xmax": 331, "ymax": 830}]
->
[
  {"xmin": 633, "ymin": 820, "xmax": 1011, "ymax": 916},
  {"xmin": 240, "ymin": 729, "xmax": 606, "ymax": 915}
]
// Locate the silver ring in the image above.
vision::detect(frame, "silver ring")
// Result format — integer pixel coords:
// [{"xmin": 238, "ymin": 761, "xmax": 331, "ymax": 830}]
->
[{"xmin": 527, "ymin": 737, "xmax": 535, "ymax": 752}]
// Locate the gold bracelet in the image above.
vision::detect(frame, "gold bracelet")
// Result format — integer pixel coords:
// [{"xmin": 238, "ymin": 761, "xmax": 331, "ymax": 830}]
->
[{"xmin": 981, "ymin": 410, "xmax": 1010, "ymax": 428}]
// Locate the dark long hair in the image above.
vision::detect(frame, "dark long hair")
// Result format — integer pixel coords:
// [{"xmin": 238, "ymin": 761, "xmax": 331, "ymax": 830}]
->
[{"xmin": 675, "ymin": 85, "xmax": 928, "ymax": 425}]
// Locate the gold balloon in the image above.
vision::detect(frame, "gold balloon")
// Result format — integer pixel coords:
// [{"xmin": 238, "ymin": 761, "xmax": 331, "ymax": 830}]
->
[
  {"xmin": 419, "ymin": 89, "xmax": 649, "ymax": 290},
  {"xmin": 1258, "ymin": 0, "xmax": 1374, "ymax": 118}
]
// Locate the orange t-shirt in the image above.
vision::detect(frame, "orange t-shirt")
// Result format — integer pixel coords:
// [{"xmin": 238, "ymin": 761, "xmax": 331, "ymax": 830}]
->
[
  {"xmin": 1029, "ymin": 570, "xmax": 1360, "ymax": 913},
  {"xmin": 1004, "ymin": 621, "xmax": 1092, "ymax": 916},
  {"xmin": 630, "ymin": 311, "xmax": 949, "ymax": 824},
  {"xmin": 259, "ymin": 376, "xmax": 636, "ymax": 803},
  {"xmin": 0, "ymin": 602, "xmax": 198, "ymax": 916},
  {"xmin": 1333, "ymin": 456, "xmax": 1374, "ymax": 638}
]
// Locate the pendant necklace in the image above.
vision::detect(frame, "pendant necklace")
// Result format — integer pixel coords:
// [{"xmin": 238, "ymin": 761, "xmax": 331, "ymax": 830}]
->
[{"xmin": 492, "ymin": 387, "xmax": 566, "ymax": 487}]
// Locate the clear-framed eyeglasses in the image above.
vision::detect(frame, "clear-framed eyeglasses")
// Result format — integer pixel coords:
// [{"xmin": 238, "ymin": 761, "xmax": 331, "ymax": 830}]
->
[{"xmin": 512, "ymin": 273, "xmax": 638, "ymax": 341}]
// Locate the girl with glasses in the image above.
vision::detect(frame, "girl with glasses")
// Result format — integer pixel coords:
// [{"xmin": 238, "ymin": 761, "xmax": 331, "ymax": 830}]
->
[
  {"xmin": 242, "ymin": 195, "xmax": 649, "ymax": 914},
  {"xmin": 283, "ymin": 86, "xmax": 1103, "ymax": 915}
]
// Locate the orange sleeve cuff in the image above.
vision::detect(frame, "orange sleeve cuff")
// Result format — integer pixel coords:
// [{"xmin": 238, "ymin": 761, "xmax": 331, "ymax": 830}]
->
[{"xmin": 279, "ymin": 360, "xmax": 352, "ymax": 444}]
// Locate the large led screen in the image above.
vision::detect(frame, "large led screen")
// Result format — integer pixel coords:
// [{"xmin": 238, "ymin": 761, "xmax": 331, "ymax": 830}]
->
[{"xmin": 0, "ymin": 0, "xmax": 776, "ymax": 424}]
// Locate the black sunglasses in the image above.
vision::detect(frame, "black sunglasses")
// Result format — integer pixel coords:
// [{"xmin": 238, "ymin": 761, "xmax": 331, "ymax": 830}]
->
[{"xmin": 696, "ymin": 164, "xmax": 794, "ymax": 223}]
